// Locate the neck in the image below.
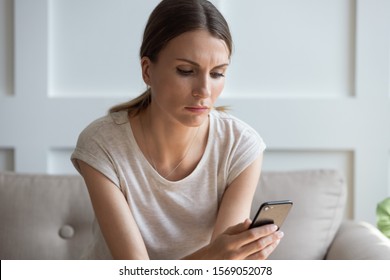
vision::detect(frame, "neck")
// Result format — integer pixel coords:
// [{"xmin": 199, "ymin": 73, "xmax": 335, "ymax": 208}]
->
[
  {"xmin": 138, "ymin": 107, "xmax": 207, "ymax": 179},
  {"xmin": 145, "ymin": 111, "xmax": 200, "ymax": 157}
]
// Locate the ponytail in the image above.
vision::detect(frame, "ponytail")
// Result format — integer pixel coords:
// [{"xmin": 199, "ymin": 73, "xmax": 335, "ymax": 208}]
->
[{"xmin": 109, "ymin": 88, "xmax": 151, "ymax": 117}]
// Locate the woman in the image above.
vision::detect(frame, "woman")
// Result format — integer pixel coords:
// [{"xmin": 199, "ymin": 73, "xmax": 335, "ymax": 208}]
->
[{"xmin": 71, "ymin": 0, "xmax": 283, "ymax": 260}]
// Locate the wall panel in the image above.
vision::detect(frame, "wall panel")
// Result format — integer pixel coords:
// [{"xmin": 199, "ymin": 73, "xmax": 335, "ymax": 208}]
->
[
  {"xmin": 0, "ymin": 148, "xmax": 14, "ymax": 172},
  {"xmin": 0, "ymin": 0, "xmax": 14, "ymax": 96},
  {"xmin": 48, "ymin": 0, "xmax": 160, "ymax": 98},
  {"xmin": 47, "ymin": 148, "xmax": 75, "ymax": 175},
  {"xmin": 222, "ymin": 0, "xmax": 355, "ymax": 98}
]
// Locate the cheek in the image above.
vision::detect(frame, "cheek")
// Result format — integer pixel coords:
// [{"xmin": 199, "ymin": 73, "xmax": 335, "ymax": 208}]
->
[
  {"xmin": 211, "ymin": 80, "xmax": 225, "ymax": 99},
  {"xmin": 152, "ymin": 82, "xmax": 185, "ymax": 107},
  {"xmin": 153, "ymin": 70, "xmax": 188, "ymax": 92},
  {"xmin": 150, "ymin": 73, "xmax": 177, "ymax": 97}
]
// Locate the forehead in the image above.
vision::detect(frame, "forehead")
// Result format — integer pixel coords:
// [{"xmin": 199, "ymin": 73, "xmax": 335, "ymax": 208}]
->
[{"xmin": 157, "ymin": 29, "xmax": 230, "ymax": 65}]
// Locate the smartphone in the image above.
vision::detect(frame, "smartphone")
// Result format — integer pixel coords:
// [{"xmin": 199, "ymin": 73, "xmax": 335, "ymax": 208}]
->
[{"xmin": 250, "ymin": 200, "xmax": 293, "ymax": 230}]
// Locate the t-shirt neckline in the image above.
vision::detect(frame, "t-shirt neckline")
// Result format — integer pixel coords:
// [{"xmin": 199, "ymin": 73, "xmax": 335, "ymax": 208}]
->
[{"xmin": 122, "ymin": 110, "xmax": 214, "ymax": 184}]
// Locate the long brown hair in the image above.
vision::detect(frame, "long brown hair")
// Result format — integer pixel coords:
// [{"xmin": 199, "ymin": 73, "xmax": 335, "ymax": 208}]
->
[{"xmin": 109, "ymin": 0, "xmax": 233, "ymax": 116}]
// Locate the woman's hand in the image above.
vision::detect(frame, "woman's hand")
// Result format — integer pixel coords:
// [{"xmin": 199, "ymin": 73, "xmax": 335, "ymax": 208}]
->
[{"xmin": 185, "ymin": 219, "xmax": 283, "ymax": 260}]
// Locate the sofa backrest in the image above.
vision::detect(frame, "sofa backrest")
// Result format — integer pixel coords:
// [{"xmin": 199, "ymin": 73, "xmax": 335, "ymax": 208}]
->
[
  {"xmin": 0, "ymin": 172, "xmax": 94, "ymax": 260},
  {"xmin": 0, "ymin": 169, "xmax": 346, "ymax": 260},
  {"xmin": 252, "ymin": 169, "xmax": 347, "ymax": 259}
]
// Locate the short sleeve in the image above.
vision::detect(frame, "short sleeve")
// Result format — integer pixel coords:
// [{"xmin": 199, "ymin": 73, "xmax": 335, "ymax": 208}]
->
[
  {"xmin": 226, "ymin": 126, "xmax": 266, "ymax": 186},
  {"xmin": 71, "ymin": 118, "xmax": 120, "ymax": 187}
]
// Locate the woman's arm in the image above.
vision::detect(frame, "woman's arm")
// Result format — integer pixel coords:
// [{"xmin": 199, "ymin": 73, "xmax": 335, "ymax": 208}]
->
[
  {"xmin": 183, "ymin": 153, "xmax": 283, "ymax": 260},
  {"xmin": 77, "ymin": 160, "xmax": 149, "ymax": 260},
  {"xmin": 212, "ymin": 153, "xmax": 264, "ymax": 239}
]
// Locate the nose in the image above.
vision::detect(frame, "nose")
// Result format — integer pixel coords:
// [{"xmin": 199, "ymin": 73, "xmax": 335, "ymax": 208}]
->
[{"xmin": 192, "ymin": 75, "xmax": 211, "ymax": 99}]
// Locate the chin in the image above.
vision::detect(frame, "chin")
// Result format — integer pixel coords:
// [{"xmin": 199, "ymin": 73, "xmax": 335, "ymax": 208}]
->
[{"xmin": 182, "ymin": 114, "xmax": 209, "ymax": 128}]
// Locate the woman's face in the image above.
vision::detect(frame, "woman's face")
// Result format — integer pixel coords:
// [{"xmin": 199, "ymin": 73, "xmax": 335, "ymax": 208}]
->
[{"xmin": 142, "ymin": 29, "xmax": 230, "ymax": 127}]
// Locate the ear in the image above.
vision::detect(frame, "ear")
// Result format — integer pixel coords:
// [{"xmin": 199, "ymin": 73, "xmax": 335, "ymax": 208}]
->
[{"xmin": 141, "ymin": 56, "xmax": 152, "ymax": 85}]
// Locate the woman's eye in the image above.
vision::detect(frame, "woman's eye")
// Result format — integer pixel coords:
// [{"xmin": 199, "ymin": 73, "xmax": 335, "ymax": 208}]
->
[
  {"xmin": 176, "ymin": 68, "xmax": 193, "ymax": 76},
  {"xmin": 210, "ymin": 72, "xmax": 225, "ymax": 79}
]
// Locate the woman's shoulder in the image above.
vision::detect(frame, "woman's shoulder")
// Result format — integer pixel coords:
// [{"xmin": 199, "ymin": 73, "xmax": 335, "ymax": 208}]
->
[
  {"xmin": 210, "ymin": 109, "xmax": 266, "ymax": 150},
  {"xmin": 78, "ymin": 111, "xmax": 129, "ymax": 141},
  {"xmin": 210, "ymin": 109, "xmax": 258, "ymax": 134}
]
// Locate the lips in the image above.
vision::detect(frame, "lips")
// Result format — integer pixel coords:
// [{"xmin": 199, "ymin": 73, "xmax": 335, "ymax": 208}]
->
[
  {"xmin": 185, "ymin": 106, "xmax": 210, "ymax": 113},
  {"xmin": 186, "ymin": 106, "xmax": 209, "ymax": 109}
]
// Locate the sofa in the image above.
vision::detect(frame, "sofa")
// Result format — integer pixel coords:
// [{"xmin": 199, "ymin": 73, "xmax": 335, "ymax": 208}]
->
[{"xmin": 1, "ymin": 169, "xmax": 390, "ymax": 260}]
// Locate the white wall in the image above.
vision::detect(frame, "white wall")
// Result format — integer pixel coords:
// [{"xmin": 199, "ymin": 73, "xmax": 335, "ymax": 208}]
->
[{"xmin": 0, "ymin": 0, "xmax": 389, "ymax": 225}]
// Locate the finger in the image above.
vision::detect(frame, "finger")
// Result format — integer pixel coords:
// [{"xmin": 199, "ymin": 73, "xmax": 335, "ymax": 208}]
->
[
  {"xmin": 233, "ymin": 224, "xmax": 278, "ymax": 248},
  {"xmin": 223, "ymin": 224, "xmax": 278, "ymax": 258},
  {"xmin": 218, "ymin": 223, "xmax": 280, "ymax": 260},
  {"xmin": 246, "ymin": 238, "xmax": 281, "ymax": 260},
  {"xmin": 240, "ymin": 230, "xmax": 284, "ymax": 258},
  {"xmin": 224, "ymin": 219, "xmax": 252, "ymax": 235}
]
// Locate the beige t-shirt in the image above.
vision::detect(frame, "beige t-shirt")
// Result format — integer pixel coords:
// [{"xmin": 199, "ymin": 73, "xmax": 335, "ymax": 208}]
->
[{"xmin": 71, "ymin": 109, "xmax": 265, "ymax": 259}]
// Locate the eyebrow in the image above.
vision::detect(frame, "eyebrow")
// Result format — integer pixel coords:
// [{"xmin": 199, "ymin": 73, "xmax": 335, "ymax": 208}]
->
[{"xmin": 176, "ymin": 58, "xmax": 229, "ymax": 68}]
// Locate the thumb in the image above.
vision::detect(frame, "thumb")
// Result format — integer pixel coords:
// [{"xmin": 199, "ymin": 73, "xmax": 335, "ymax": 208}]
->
[{"xmin": 224, "ymin": 219, "xmax": 252, "ymax": 235}]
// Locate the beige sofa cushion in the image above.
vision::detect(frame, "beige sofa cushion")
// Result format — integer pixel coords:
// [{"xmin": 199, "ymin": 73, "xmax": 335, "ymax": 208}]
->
[
  {"xmin": 0, "ymin": 170, "xmax": 346, "ymax": 259},
  {"xmin": 326, "ymin": 220, "xmax": 390, "ymax": 259},
  {"xmin": 0, "ymin": 172, "xmax": 94, "ymax": 260},
  {"xmin": 251, "ymin": 169, "xmax": 346, "ymax": 259}
]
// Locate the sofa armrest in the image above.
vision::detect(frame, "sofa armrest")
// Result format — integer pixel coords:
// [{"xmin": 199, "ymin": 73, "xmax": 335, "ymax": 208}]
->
[{"xmin": 325, "ymin": 220, "xmax": 390, "ymax": 259}]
